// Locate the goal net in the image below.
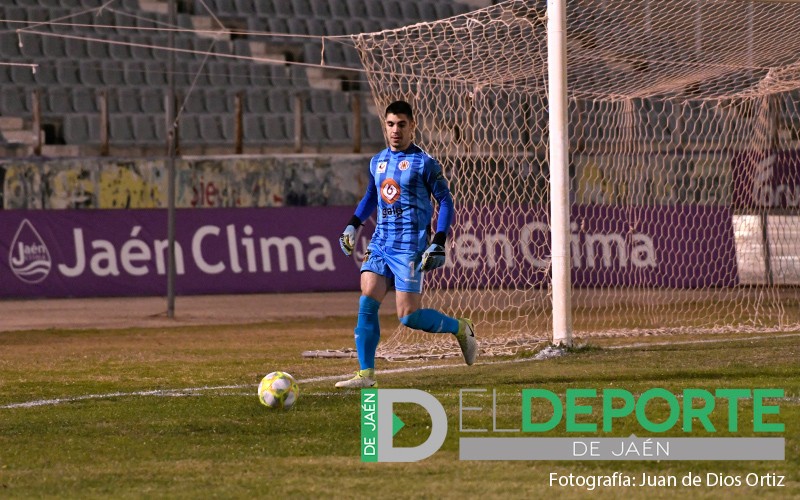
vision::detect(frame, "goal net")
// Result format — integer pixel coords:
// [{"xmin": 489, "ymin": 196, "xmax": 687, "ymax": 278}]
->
[{"xmin": 349, "ymin": 0, "xmax": 800, "ymax": 359}]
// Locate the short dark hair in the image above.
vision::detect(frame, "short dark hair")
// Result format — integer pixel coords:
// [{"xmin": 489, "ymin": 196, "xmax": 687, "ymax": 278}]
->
[{"xmin": 385, "ymin": 100, "xmax": 414, "ymax": 121}]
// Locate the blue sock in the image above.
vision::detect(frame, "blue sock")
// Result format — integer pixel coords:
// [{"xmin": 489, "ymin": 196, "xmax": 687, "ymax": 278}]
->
[
  {"xmin": 355, "ymin": 296, "xmax": 381, "ymax": 370},
  {"xmin": 400, "ymin": 309, "xmax": 459, "ymax": 334}
]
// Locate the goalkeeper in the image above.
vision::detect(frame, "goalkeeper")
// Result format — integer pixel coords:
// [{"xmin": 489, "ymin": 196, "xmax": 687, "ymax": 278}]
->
[{"xmin": 335, "ymin": 100, "xmax": 477, "ymax": 389}]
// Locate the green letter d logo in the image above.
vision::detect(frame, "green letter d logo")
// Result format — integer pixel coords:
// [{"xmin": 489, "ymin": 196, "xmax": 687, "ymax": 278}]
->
[{"xmin": 376, "ymin": 389, "xmax": 447, "ymax": 462}]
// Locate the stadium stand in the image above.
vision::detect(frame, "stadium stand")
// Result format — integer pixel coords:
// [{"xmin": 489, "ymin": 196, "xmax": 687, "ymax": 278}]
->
[{"xmin": 0, "ymin": 0, "xmax": 478, "ymax": 156}]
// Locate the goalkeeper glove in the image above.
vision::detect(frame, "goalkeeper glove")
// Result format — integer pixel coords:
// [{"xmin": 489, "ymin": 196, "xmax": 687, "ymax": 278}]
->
[
  {"xmin": 419, "ymin": 244, "xmax": 446, "ymax": 272},
  {"xmin": 339, "ymin": 225, "xmax": 357, "ymax": 256}
]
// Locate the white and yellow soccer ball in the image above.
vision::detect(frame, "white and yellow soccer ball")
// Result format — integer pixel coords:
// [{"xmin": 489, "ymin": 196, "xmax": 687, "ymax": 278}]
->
[{"xmin": 257, "ymin": 371, "xmax": 299, "ymax": 410}]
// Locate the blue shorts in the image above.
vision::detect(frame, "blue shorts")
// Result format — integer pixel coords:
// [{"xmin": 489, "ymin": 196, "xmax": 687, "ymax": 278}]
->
[{"xmin": 360, "ymin": 243, "xmax": 425, "ymax": 293}]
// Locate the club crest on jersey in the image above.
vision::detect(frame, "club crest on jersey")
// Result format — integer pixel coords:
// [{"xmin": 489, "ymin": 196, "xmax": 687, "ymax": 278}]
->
[
  {"xmin": 381, "ymin": 179, "xmax": 401, "ymax": 204},
  {"xmin": 398, "ymin": 160, "xmax": 410, "ymax": 171},
  {"xmin": 376, "ymin": 161, "xmax": 387, "ymax": 173}
]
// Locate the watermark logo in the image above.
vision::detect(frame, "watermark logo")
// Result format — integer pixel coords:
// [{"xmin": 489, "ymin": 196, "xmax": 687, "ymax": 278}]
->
[
  {"xmin": 9, "ymin": 219, "xmax": 52, "ymax": 284},
  {"xmin": 360, "ymin": 389, "xmax": 447, "ymax": 462},
  {"xmin": 360, "ymin": 387, "xmax": 785, "ymax": 462}
]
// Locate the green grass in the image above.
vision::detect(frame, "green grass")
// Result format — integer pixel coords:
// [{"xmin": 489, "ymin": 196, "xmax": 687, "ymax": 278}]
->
[{"xmin": 0, "ymin": 321, "xmax": 798, "ymax": 499}]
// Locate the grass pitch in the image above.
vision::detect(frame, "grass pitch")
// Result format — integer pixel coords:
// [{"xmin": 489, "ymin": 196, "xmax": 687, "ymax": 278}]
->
[{"xmin": 0, "ymin": 317, "xmax": 798, "ymax": 499}]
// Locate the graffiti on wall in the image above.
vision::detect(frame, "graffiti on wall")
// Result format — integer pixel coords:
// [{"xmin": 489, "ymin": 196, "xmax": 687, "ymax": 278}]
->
[{"xmin": 1, "ymin": 155, "xmax": 370, "ymax": 209}]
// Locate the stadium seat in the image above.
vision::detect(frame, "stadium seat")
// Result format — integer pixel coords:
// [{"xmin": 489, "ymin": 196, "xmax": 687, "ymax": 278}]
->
[
  {"xmin": 0, "ymin": 87, "xmax": 30, "ymax": 115},
  {"xmin": 248, "ymin": 64, "xmax": 273, "ymax": 87},
  {"xmin": 274, "ymin": 0, "xmax": 294, "ymax": 16},
  {"xmin": 0, "ymin": 33, "xmax": 23, "ymax": 58},
  {"xmin": 0, "ymin": 65, "xmax": 10, "ymax": 86},
  {"xmin": 264, "ymin": 114, "xmax": 291, "ymax": 143},
  {"xmin": 115, "ymin": 88, "xmax": 142, "ymax": 114},
  {"xmin": 45, "ymin": 87, "xmax": 72, "ymax": 114},
  {"xmin": 326, "ymin": 114, "xmax": 351, "ymax": 143},
  {"xmin": 243, "ymin": 115, "xmax": 265, "ymax": 142},
  {"xmin": 101, "ymin": 61, "xmax": 125, "ymax": 86},
  {"xmin": 133, "ymin": 114, "xmax": 164, "ymax": 144},
  {"xmin": 291, "ymin": 0, "xmax": 313, "ymax": 17},
  {"xmin": 267, "ymin": 88, "xmax": 292, "ymax": 113},
  {"xmin": 63, "ymin": 114, "xmax": 92, "ymax": 144},
  {"xmin": 144, "ymin": 61, "xmax": 168, "ymax": 86},
  {"xmin": 19, "ymin": 35, "xmax": 45, "ymax": 58},
  {"xmin": 178, "ymin": 115, "xmax": 201, "ymax": 144},
  {"xmin": 11, "ymin": 65, "xmax": 37, "ymax": 86},
  {"xmin": 123, "ymin": 60, "xmax": 146, "ymax": 87},
  {"xmin": 204, "ymin": 88, "xmax": 230, "ymax": 114},
  {"xmin": 42, "ymin": 35, "xmax": 67, "ymax": 58},
  {"xmin": 199, "ymin": 114, "xmax": 226, "ymax": 143},
  {"xmin": 418, "ymin": 1, "xmax": 438, "ymax": 20},
  {"xmin": 65, "ymin": 37, "xmax": 89, "ymax": 59},
  {"xmin": 57, "ymin": 60, "xmax": 82, "ymax": 86},
  {"xmin": 141, "ymin": 88, "xmax": 165, "ymax": 114},
  {"xmin": 33, "ymin": 63, "xmax": 58, "ymax": 86},
  {"xmin": 330, "ymin": 0, "xmax": 350, "ymax": 18},
  {"xmin": 77, "ymin": 60, "xmax": 101, "ymax": 86},
  {"xmin": 245, "ymin": 89, "xmax": 269, "ymax": 114},
  {"xmin": 110, "ymin": 115, "xmax": 136, "ymax": 144},
  {"xmin": 310, "ymin": 0, "xmax": 332, "ymax": 18},
  {"xmin": 207, "ymin": 61, "xmax": 230, "ymax": 87},
  {"xmin": 72, "ymin": 87, "xmax": 98, "ymax": 114},
  {"xmin": 384, "ymin": 0, "xmax": 403, "ymax": 20},
  {"xmin": 228, "ymin": 62, "xmax": 250, "ymax": 87},
  {"xmin": 364, "ymin": 0, "xmax": 386, "ymax": 19}
]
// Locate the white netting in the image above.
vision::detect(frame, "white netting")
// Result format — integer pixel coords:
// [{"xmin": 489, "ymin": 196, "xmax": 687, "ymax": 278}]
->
[{"xmin": 346, "ymin": 0, "xmax": 800, "ymax": 360}]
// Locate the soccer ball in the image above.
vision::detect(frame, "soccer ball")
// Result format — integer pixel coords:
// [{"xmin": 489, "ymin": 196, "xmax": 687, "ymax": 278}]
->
[{"xmin": 258, "ymin": 371, "xmax": 299, "ymax": 410}]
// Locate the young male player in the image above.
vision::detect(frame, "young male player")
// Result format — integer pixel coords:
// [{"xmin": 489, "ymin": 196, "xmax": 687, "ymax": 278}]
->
[{"xmin": 335, "ymin": 100, "xmax": 477, "ymax": 388}]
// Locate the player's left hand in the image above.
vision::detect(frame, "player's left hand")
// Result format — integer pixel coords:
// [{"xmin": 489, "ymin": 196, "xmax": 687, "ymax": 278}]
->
[
  {"xmin": 339, "ymin": 225, "xmax": 357, "ymax": 256},
  {"xmin": 419, "ymin": 244, "xmax": 446, "ymax": 272}
]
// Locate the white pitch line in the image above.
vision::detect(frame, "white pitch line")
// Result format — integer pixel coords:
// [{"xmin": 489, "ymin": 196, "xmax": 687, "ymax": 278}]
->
[{"xmin": 2, "ymin": 332, "xmax": 797, "ymax": 410}]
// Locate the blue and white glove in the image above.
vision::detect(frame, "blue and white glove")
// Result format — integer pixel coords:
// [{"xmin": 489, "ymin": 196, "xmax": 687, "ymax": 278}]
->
[
  {"xmin": 419, "ymin": 244, "xmax": 446, "ymax": 272},
  {"xmin": 339, "ymin": 225, "xmax": 357, "ymax": 256}
]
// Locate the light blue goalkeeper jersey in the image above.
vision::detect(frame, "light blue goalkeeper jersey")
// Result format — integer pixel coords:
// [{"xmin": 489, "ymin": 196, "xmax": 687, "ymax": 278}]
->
[{"xmin": 354, "ymin": 144, "xmax": 454, "ymax": 253}]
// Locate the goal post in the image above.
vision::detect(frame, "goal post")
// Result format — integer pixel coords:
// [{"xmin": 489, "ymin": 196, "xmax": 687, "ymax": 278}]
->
[{"xmin": 348, "ymin": 0, "xmax": 800, "ymax": 360}]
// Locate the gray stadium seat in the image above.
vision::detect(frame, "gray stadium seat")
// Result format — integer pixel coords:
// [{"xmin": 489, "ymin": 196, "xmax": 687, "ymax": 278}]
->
[
  {"xmin": 33, "ymin": 63, "xmax": 57, "ymax": 85},
  {"xmin": 418, "ymin": 1, "xmax": 438, "ymax": 20},
  {"xmin": 204, "ymin": 88, "xmax": 230, "ymax": 114},
  {"xmin": 384, "ymin": 0, "xmax": 403, "ymax": 19},
  {"xmin": 134, "ymin": 115, "xmax": 164, "ymax": 143},
  {"xmin": 264, "ymin": 114, "xmax": 291, "ymax": 143},
  {"xmin": 101, "ymin": 61, "xmax": 125, "ymax": 86},
  {"xmin": 141, "ymin": 88, "xmax": 165, "ymax": 114},
  {"xmin": 364, "ymin": 0, "xmax": 385, "ymax": 19},
  {"xmin": 42, "ymin": 35, "xmax": 67, "ymax": 58},
  {"xmin": 65, "ymin": 37, "xmax": 89, "ymax": 59},
  {"xmin": 11, "ymin": 65, "xmax": 37, "ymax": 85},
  {"xmin": 123, "ymin": 60, "xmax": 147, "ymax": 86},
  {"xmin": 19, "ymin": 35, "xmax": 45, "ymax": 58},
  {"xmin": 181, "ymin": 91, "xmax": 206, "ymax": 114},
  {"xmin": 274, "ymin": 0, "xmax": 294, "ymax": 16},
  {"xmin": 78, "ymin": 61, "xmax": 102, "ymax": 86},
  {"xmin": 63, "ymin": 114, "xmax": 92, "ymax": 144},
  {"xmin": 243, "ymin": 115, "xmax": 265, "ymax": 142},
  {"xmin": 0, "ymin": 33, "xmax": 23, "ymax": 58},
  {"xmin": 0, "ymin": 65, "xmax": 10, "ymax": 85},
  {"xmin": 292, "ymin": 0, "xmax": 313, "ymax": 16},
  {"xmin": 46, "ymin": 87, "xmax": 72, "ymax": 114},
  {"xmin": 115, "ymin": 88, "xmax": 142, "ymax": 114},
  {"xmin": 178, "ymin": 115, "xmax": 201, "ymax": 144},
  {"xmin": 110, "ymin": 115, "xmax": 135, "ymax": 144},
  {"xmin": 144, "ymin": 61, "xmax": 168, "ymax": 86},
  {"xmin": 267, "ymin": 88, "xmax": 292, "ymax": 113},
  {"xmin": 72, "ymin": 87, "xmax": 98, "ymax": 113},
  {"xmin": 207, "ymin": 61, "xmax": 230, "ymax": 87},
  {"xmin": 57, "ymin": 60, "xmax": 81, "ymax": 85},
  {"xmin": 310, "ymin": 0, "xmax": 331, "ymax": 18},
  {"xmin": 228, "ymin": 62, "xmax": 250, "ymax": 87},
  {"xmin": 248, "ymin": 64, "xmax": 272, "ymax": 87},
  {"xmin": 245, "ymin": 89, "xmax": 269, "ymax": 114},
  {"xmin": 199, "ymin": 114, "xmax": 226, "ymax": 143},
  {"xmin": 330, "ymin": 0, "xmax": 350, "ymax": 18},
  {"xmin": 1, "ymin": 87, "xmax": 30, "ymax": 115}
]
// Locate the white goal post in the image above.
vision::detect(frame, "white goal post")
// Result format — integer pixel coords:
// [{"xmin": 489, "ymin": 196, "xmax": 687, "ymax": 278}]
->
[{"xmin": 347, "ymin": 0, "xmax": 800, "ymax": 359}]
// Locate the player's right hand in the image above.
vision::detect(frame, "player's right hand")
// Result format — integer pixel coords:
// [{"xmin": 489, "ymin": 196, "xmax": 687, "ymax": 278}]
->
[{"xmin": 339, "ymin": 225, "xmax": 356, "ymax": 256}]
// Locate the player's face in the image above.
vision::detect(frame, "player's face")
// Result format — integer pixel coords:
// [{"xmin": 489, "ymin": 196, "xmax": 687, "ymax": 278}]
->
[{"xmin": 385, "ymin": 113, "xmax": 414, "ymax": 151}]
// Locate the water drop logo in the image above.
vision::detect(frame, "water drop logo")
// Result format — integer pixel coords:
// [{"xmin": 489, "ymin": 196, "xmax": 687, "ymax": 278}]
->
[{"xmin": 9, "ymin": 219, "xmax": 52, "ymax": 284}]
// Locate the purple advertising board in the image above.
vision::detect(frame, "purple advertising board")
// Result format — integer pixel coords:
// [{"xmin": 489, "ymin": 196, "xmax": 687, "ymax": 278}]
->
[
  {"xmin": 732, "ymin": 150, "xmax": 800, "ymax": 209},
  {"xmin": 424, "ymin": 204, "xmax": 738, "ymax": 290},
  {"xmin": 0, "ymin": 205, "xmax": 738, "ymax": 299},
  {"xmin": 0, "ymin": 207, "xmax": 362, "ymax": 298}
]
